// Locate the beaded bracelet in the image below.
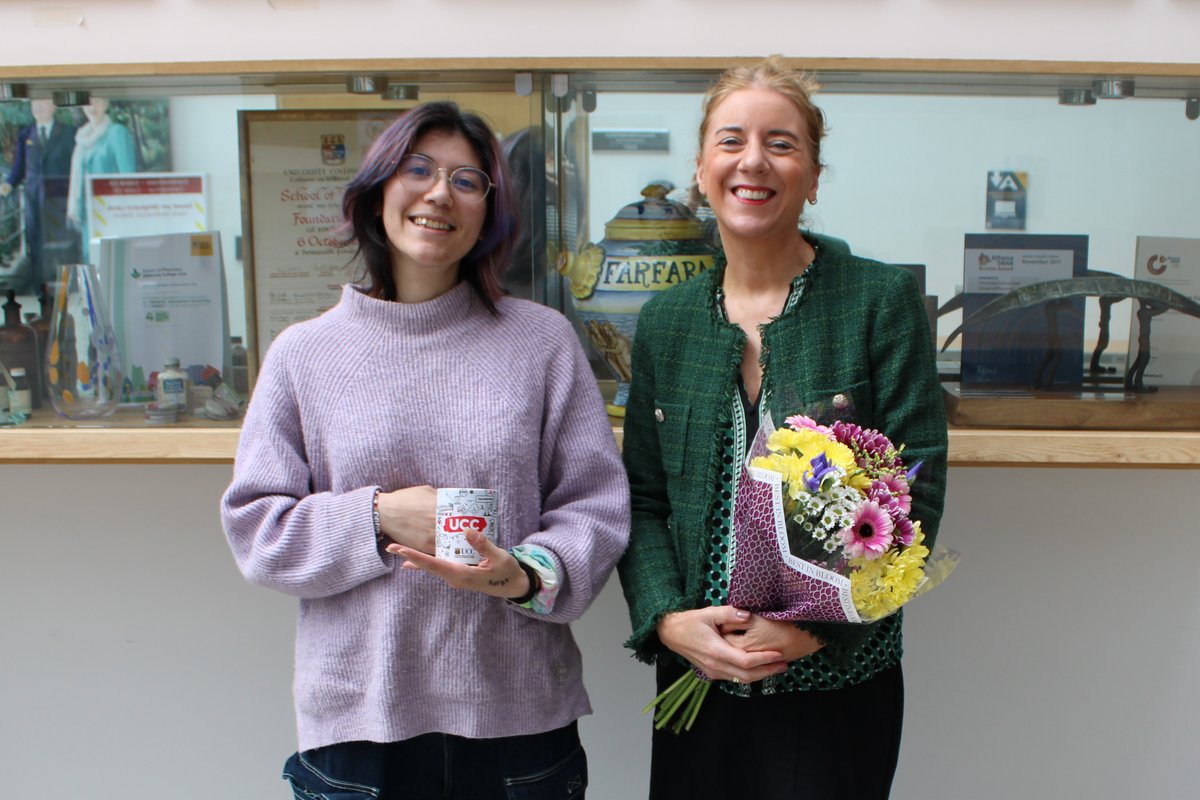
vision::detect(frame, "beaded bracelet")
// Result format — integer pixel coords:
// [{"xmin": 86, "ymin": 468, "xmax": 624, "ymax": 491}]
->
[{"xmin": 372, "ymin": 489, "xmax": 386, "ymax": 548}]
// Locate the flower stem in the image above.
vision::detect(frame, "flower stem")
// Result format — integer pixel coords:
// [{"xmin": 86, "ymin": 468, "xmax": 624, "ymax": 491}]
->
[
  {"xmin": 641, "ymin": 668, "xmax": 697, "ymax": 715},
  {"xmin": 654, "ymin": 677, "xmax": 696, "ymax": 729},
  {"xmin": 681, "ymin": 680, "xmax": 711, "ymax": 732}
]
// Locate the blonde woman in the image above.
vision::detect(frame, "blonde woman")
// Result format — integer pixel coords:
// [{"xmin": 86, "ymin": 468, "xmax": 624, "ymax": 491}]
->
[{"xmin": 618, "ymin": 58, "xmax": 948, "ymax": 799}]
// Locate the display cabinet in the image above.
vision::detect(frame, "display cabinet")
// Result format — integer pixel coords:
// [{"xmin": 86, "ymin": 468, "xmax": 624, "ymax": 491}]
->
[{"xmin": 0, "ymin": 58, "xmax": 1197, "ymax": 465}]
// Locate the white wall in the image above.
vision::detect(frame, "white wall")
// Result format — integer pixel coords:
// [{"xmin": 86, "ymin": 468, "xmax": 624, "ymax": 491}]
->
[
  {"xmin": 0, "ymin": 0, "xmax": 1198, "ymax": 64},
  {"xmin": 2, "ymin": 464, "xmax": 1197, "ymax": 798}
]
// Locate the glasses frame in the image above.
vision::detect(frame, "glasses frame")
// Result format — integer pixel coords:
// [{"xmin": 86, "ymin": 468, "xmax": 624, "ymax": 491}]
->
[{"xmin": 395, "ymin": 152, "xmax": 493, "ymax": 204}]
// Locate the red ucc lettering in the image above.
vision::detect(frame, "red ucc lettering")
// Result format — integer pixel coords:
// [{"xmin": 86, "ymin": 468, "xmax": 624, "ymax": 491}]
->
[{"xmin": 442, "ymin": 515, "xmax": 488, "ymax": 533}]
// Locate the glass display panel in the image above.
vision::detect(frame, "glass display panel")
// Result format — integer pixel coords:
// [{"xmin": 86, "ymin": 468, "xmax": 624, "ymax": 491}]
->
[
  {"xmin": 1, "ymin": 63, "xmax": 1197, "ymax": 435},
  {"xmin": 552, "ymin": 79, "xmax": 1200, "ymax": 427},
  {"xmin": 0, "ymin": 76, "xmax": 544, "ymax": 429}
]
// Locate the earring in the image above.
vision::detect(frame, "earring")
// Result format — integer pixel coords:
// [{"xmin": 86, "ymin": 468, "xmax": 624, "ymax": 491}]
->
[{"xmin": 809, "ymin": 196, "xmax": 818, "ymax": 205}]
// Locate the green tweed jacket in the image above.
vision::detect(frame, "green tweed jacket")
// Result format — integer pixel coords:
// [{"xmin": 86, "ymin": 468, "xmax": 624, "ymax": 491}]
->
[{"xmin": 617, "ymin": 236, "xmax": 949, "ymax": 666}]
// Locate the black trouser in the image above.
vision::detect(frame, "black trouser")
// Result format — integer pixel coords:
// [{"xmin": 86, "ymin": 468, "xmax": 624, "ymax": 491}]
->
[{"xmin": 650, "ymin": 661, "xmax": 904, "ymax": 800}]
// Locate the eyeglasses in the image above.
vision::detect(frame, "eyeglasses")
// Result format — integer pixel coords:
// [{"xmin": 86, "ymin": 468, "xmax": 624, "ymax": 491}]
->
[{"xmin": 395, "ymin": 153, "xmax": 492, "ymax": 204}]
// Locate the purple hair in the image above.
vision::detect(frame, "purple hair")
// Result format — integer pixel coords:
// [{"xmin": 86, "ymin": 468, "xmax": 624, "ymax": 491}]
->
[{"xmin": 339, "ymin": 101, "xmax": 518, "ymax": 315}]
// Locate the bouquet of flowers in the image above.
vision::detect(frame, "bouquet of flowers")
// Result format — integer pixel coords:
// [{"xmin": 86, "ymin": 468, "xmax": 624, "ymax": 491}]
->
[{"xmin": 647, "ymin": 412, "xmax": 957, "ymax": 733}]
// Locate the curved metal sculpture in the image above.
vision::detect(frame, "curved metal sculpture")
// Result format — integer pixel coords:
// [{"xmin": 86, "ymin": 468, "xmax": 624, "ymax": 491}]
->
[{"xmin": 940, "ymin": 275, "xmax": 1200, "ymax": 392}]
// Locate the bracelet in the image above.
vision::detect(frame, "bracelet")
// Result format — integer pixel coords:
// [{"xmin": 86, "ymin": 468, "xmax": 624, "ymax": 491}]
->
[
  {"xmin": 372, "ymin": 489, "xmax": 385, "ymax": 547},
  {"xmin": 506, "ymin": 556, "xmax": 541, "ymax": 605}
]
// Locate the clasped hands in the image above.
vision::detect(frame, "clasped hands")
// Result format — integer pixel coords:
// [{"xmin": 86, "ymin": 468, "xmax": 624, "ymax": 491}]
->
[
  {"xmin": 656, "ymin": 606, "xmax": 823, "ymax": 685},
  {"xmin": 375, "ymin": 484, "xmax": 531, "ymax": 601}
]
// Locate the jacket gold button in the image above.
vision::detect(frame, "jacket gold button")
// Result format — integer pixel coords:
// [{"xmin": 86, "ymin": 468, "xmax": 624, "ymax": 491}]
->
[
  {"xmin": 832, "ymin": 393, "xmax": 848, "ymax": 410},
  {"xmin": 654, "ymin": 408, "xmax": 665, "ymax": 423}
]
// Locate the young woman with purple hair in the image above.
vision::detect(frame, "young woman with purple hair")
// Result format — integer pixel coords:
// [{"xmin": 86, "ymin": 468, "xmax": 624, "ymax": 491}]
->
[{"xmin": 222, "ymin": 102, "xmax": 628, "ymax": 799}]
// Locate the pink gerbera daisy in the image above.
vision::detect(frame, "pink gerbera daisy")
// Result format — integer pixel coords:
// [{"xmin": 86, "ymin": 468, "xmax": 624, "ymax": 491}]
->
[
  {"xmin": 785, "ymin": 414, "xmax": 833, "ymax": 436},
  {"xmin": 839, "ymin": 501, "xmax": 895, "ymax": 559}
]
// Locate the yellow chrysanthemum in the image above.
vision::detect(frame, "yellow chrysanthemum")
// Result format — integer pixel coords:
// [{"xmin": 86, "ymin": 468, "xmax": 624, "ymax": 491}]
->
[
  {"xmin": 848, "ymin": 529, "xmax": 930, "ymax": 621},
  {"xmin": 754, "ymin": 427, "xmax": 859, "ymax": 488},
  {"xmin": 751, "ymin": 451, "xmax": 810, "ymax": 489},
  {"xmin": 846, "ymin": 470, "xmax": 872, "ymax": 493}
]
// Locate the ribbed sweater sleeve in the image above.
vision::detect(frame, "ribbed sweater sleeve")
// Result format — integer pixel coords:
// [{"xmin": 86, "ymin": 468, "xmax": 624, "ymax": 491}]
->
[
  {"xmin": 520, "ymin": 312, "xmax": 631, "ymax": 624},
  {"xmin": 221, "ymin": 326, "xmax": 390, "ymax": 599}
]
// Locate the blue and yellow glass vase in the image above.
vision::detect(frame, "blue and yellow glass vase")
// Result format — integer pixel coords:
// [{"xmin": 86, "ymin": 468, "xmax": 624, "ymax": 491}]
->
[{"xmin": 46, "ymin": 263, "xmax": 123, "ymax": 419}]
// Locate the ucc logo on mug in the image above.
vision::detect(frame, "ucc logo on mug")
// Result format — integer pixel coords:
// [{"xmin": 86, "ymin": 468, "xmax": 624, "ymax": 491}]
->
[
  {"xmin": 435, "ymin": 488, "xmax": 499, "ymax": 565},
  {"xmin": 441, "ymin": 515, "xmax": 488, "ymax": 533}
]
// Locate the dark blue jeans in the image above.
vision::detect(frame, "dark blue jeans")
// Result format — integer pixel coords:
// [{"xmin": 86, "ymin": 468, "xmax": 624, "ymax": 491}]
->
[{"xmin": 282, "ymin": 721, "xmax": 586, "ymax": 800}]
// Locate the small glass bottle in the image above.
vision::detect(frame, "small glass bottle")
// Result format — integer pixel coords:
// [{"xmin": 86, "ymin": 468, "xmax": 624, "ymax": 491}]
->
[
  {"xmin": 30, "ymin": 283, "xmax": 54, "ymax": 402},
  {"xmin": 156, "ymin": 357, "xmax": 190, "ymax": 409},
  {"xmin": 0, "ymin": 290, "xmax": 41, "ymax": 409},
  {"xmin": 229, "ymin": 336, "xmax": 249, "ymax": 396},
  {"xmin": 8, "ymin": 366, "xmax": 32, "ymax": 416}
]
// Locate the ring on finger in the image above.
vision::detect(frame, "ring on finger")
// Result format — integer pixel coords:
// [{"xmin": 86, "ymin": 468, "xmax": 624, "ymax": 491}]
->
[{"xmin": 730, "ymin": 676, "xmax": 742, "ymax": 684}]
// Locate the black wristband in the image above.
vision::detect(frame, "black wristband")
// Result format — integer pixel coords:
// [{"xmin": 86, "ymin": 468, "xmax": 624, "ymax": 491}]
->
[{"xmin": 506, "ymin": 557, "xmax": 541, "ymax": 605}]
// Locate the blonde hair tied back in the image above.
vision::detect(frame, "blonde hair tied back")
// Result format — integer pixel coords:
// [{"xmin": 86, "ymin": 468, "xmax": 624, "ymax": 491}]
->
[{"xmin": 698, "ymin": 54, "xmax": 828, "ymax": 170}]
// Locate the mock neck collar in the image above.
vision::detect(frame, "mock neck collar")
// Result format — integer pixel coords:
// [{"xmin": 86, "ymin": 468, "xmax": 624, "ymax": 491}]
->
[{"xmin": 339, "ymin": 280, "xmax": 479, "ymax": 334}]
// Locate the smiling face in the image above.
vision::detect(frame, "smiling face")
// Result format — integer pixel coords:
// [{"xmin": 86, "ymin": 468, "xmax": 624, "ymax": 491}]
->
[
  {"xmin": 380, "ymin": 128, "xmax": 489, "ymax": 300},
  {"xmin": 694, "ymin": 86, "xmax": 820, "ymax": 247}
]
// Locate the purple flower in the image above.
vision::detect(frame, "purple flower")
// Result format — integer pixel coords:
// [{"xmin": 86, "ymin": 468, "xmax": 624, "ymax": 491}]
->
[
  {"xmin": 831, "ymin": 421, "xmax": 900, "ymax": 469},
  {"xmin": 803, "ymin": 452, "xmax": 842, "ymax": 493},
  {"xmin": 867, "ymin": 482, "xmax": 903, "ymax": 516},
  {"xmin": 830, "ymin": 420, "xmax": 865, "ymax": 448},
  {"xmin": 906, "ymin": 461, "xmax": 924, "ymax": 483},
  {"xmin": 875, "ymin": 473, "xmax": 912, "ymax": 515},
  {"xmin": 877, "ymin": 472, "xmax": 909, "ymax": 497},
  {"xmin": 893, "ymin": 516, "xmax": 915, "ymax": 546},
  {"xmin": 839, "ymin": 501, "xmax": 895, "ymax": 560}
]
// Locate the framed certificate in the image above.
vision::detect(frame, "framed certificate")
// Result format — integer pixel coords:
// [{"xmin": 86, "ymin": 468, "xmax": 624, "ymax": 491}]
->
[{"xmin": 238, "ymin": 109, "xmax": 401, "ymax": 375}]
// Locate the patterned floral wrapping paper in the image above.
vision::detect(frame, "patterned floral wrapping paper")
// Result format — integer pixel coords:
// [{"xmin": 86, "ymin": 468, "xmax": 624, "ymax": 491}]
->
[
  {"xmin": 644, "ymin": 412, "xmax": 958, "ymax": 734},
  {"xmin": 730, "ymin": 460, "xmax": 863, "ymax": 624}
]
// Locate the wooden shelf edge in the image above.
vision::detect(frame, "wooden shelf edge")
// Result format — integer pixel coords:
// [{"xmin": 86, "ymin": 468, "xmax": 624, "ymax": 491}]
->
[
  {"xmin": 0, "ymin": 426, "xmax": 242, "ymax": 464},
  {"xmin": 2, "ymin": 424, "xmax": 1197, "ymax": 467},
  {"xmin": 946, "ymin": 427, "xmax": 1200, "ymax": 468},
  {"xmin": 4, "ymin": 56, "xmax": 1200, "ymax": 81}
]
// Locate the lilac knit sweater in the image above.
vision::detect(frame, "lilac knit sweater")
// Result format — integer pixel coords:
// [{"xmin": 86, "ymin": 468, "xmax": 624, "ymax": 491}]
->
[{"xmin": 220, "ymin": 283, "xmax": 630, "ymax": 751}]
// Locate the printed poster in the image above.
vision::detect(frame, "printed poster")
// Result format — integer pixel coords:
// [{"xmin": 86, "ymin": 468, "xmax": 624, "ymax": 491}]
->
[
  {"xmin": 240, "ymin": 110, "xmax": 400, "ymax": 364},
  {"xmin": 86, "ymin": 172, "xmax": 208, "ymax": 264},
  {"xmin": 960, "ymin": 233, "xmax": 1088, "ymax": 388},
  {"xmin": 102, "ymin": 231, "xmax": 229, "ymax": 402},
  {"xmin": 985, "ymin": 171, "xmax": 1028, "ymax": 231}
]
